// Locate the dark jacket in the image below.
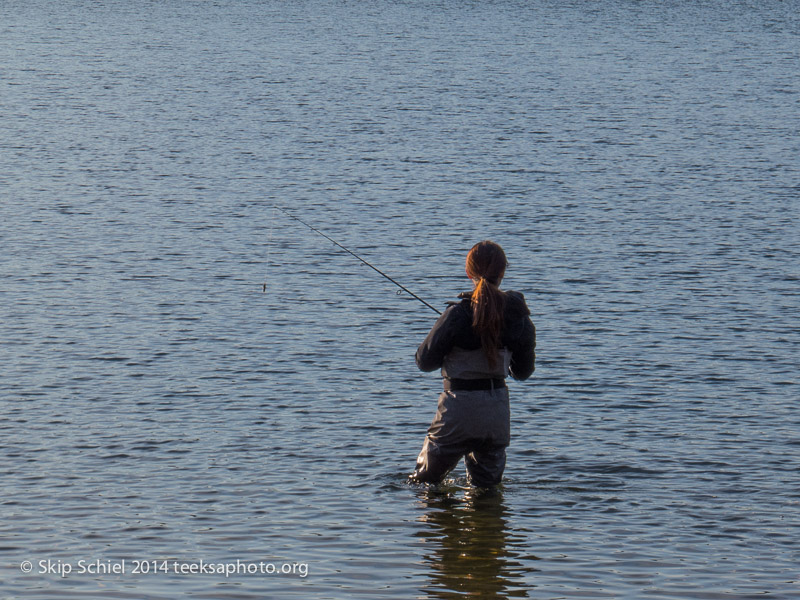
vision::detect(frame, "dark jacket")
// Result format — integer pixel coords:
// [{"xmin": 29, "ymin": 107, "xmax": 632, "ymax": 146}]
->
[{"xmin": 416, "ymin": 290, "xmax": 536, "ymax": 381}]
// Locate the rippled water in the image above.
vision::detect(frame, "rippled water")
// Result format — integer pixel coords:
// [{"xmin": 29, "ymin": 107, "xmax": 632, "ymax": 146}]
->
[{"xmin": 2, "ymin": 0, "xmax": 798, "ymax": 598}]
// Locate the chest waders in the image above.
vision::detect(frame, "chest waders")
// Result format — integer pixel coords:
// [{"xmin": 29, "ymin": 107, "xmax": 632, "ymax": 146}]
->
[{"xmin": 411, "ymin": 348, "xmax": 512, "ymax": 487}]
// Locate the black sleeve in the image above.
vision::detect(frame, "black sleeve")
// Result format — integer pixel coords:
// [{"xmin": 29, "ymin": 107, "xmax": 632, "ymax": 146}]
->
[
  {"xmin": 508, "ymin": 317, "xmax": 536, "ymax": 381},
  {"xmin": 415, "ymin": 305, "xmax": 465, "ymax": 372}
]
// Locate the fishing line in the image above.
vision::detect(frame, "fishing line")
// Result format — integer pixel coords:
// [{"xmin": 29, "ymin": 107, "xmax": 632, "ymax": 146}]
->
[
  {"xmin": 269, "ymin": 205, "xmax": 441, "ymax": 315},
  {"xmin": 262, "ymin": 206, "xmax": 277, "ymax": 293}
]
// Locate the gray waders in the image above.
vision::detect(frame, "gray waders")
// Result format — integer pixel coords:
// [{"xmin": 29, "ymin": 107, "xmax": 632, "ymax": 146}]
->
[{"xmin": 411, "ymin": 348, "xmax": 512, "ymax": 487}]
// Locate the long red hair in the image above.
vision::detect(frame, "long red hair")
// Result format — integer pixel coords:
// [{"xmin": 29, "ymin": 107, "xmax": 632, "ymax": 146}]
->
[{"xmin": 465, "ymin": 241, "xmax": 507, "ymax": 368}]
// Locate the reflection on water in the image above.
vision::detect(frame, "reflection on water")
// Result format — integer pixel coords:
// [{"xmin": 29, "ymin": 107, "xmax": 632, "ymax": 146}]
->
[{"xmin": 415, "ymin": 485, "xmax": 532, "ymax": 599}]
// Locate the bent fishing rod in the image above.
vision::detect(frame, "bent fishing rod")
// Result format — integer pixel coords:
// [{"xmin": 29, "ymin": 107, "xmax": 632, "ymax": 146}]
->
[{"xmin": 268, "ymin": 206, "xmax": 442, "ymax": 315}]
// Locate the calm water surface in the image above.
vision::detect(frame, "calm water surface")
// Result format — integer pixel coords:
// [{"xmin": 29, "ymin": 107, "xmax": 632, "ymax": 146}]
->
[{"xmin": 1, "ymin": 1, "xmax": 798, "ymax": 598}]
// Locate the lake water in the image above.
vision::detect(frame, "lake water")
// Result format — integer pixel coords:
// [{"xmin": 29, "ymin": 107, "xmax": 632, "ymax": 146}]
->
[{"xmin": 1, "ymin": 0, "xmax": 798, "ymax": 598}]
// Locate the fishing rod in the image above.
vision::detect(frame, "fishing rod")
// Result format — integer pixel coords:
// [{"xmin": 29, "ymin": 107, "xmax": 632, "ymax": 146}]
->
[{"xmin": 268, "ymin": 206, "xmax": 442, "ymax": 315}]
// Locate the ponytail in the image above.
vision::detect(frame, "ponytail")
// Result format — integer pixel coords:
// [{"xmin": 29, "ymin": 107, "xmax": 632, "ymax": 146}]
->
[{"xmin": 465, "ymin": 241, "xmax": 507, "ymax": 369}]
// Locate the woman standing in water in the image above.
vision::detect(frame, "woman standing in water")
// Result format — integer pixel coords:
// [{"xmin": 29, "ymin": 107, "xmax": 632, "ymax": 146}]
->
[{"xmin": 410, "ymin": 241, "xmax": 536, "ymax": 487}]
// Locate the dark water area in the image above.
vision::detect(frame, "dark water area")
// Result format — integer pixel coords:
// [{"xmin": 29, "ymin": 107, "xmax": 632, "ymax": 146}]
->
[{"xmin": 1, "ymin": 0, "xmax": 798, "ymax": 598}]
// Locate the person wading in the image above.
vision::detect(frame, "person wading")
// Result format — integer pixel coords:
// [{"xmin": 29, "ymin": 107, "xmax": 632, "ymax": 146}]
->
[{"xmin": 410, "ymin": 241, "xmax": 536, "ymax": 487}]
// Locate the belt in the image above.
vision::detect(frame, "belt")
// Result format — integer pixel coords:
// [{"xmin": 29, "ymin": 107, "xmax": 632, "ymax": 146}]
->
[{"xmin": 444, "ymin": 378, "xmax": 506, "ymax": 391}]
